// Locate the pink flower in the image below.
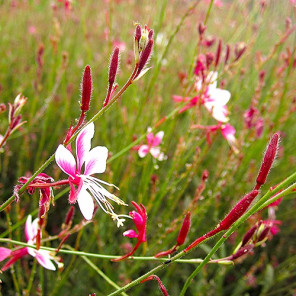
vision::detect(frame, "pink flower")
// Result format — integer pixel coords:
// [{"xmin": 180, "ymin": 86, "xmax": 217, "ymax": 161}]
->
[
  {"xmin": 112, "ymin": 202, "xmax": 147, "ymax": 261},
  {"xmin": 0, "ymin": 215, "xmax": 60, "ymax": 271},
  {"xmin": 173, "ymin": 72, "xmax": 231, "ymax": 123},
  {"xmin": 137, "ymin": 128, "xmax": 165, "ymax": 160},
  {"xmin": 197, "ymin": 72, "xmax": 231, "ymax": 123},
  {"xmin": 55, "ymin": 122, "xmax": 126, "ymax": 225}
]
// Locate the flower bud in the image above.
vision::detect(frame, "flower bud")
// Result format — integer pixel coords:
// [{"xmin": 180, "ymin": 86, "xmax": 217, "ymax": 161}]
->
[
  {"xmin": 234, "ymin": 42, "xmax": 247, "ymax": 61},
  {"xmin": 198, "ymin": 22, "xmax": 207, "ymax": 36},
  {"xmin": 135, "ymin": 25, "xmax": 142, "ymax": 41},
  {"xmin": 255, "ymin": 133, "xmax": 279, "ymax": 189},
  {"xmin": 231, "ymin": 244, "xmax": 254, "ymax": 260},
  {"xmin": 242, "ymin": 223, "xmax": 259, "ymax": 246},
  {"xmin": 109, "ymin": 48, "xmax": 119, "ymax": 85},
  {"xmin": 80, "ymin": 65, "xmax": 92, "ymax": 112},
  {"xmin": 65, "ymin": 206, "xmax": 75, "ymax": 226},
  {"xmin": 137, "ymin": 39, "xmax": 153, "ymax": 75},
  {"xmin": 176, "ymin": 211, "xmax": 191, "ymax": 246},
  {"xmin": 219, "ymin": 190, "xmax": 259, "ymax": 230},
  {"xmin": 148, "ymin": 29, "xmax": 154, "ymax": 40},
  {"xmin": 215, "ymin": 39, "xmax": 222, "ymax": 67},
  {"xmin": 224, "ymin": 44, "xmax": 231, "ymax": 64}
]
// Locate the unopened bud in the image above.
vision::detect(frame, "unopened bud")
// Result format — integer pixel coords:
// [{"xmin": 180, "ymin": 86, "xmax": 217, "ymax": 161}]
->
[
  {"xmin": 0, "ymin": 103, "xmax": 6, "ymax": 113},
  {"xmin": 141, "ymin": 275, "xmax": 169, "ymax": 296},
  {"xmin": 234, "ymin": 42, "xmax": 247, "ymax": 61},
  {"xmin": 109, "ymin": 48, "xmax": 119, "ymax": 85},
  {"xmin": 202, "ymin": 170, "xmax": 209, "ymax": 181},
  {"xmin": 206, "ymin": 52, "xmax": 214, "ymax": 68},
  {"xmin": 80, "ymin": 65, "xmax": 92, "ymax": 112},
  {"xmin": 135, "ymin": 25, "xmax": 142, "ymax": 41},
  {"xmin": 224, "ymin": 44, "xmax": 231, "ymax": 64},
  {"xmin": 65, "ymin": 206, "xmax": 75, "ymax": 226},
  {"xmin": 176, "ymin": 211, "xmax": 191, "ymax": 246},
  {"xmin": 214, "ymin": 39, "xmax": 222, "ymax": 67},
  {"xmin": 148, "ymin": 29, "xmax": 154, "ymax": 40},
  {"xmin": 198, "ymin": 22, "xmax": 206, "ymax": 36},
  {"xmin": 219, "ymin": 190, "xmax": 259, "ymax": 230},
  {"xmin": 231, "ymin": 244, "xmax": 254, "ymax": 260},
  {"xmin": 242, "ymin": 223, "xmax": 259, "ymax": 246},
  {"xmin": 255, "ymin": 133, "xmax": 279, "ymax": 189},
  {"xmin": 257, "ymin": 225, "xmax": 270, "ymax": 242},
  {"xmin": 137, "ymin": 39, "xmax": 153, "ymax": 75}
]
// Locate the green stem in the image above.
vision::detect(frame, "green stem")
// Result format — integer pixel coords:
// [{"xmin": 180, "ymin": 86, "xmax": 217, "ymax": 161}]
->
[
  {"xmin": 25, "ymin": 259, "xmax": 37, "ymax": 295},
  {"xmin": 204, "ymin": 0, "xmax": 214, "ymax": 25}
]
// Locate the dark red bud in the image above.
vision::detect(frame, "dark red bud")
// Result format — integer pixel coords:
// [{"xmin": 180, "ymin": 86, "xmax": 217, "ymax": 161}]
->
[
  {"xmin": 148, "ymin": 29, "xmax": 154, "ymax": 40},
  {"xmin": 65, "ymin": 206, "xmax": 75, "ymax": 226},
  {"xmin": 256, "ymin": 133, "xmax": 279, "ymax": 189},
  {"xmin": 202, "ymin": 170, "xmax": 209, "ymax": 181},
  {"xmin": 231, "ymin": 244, "xmax": 254, "ymax": 260},
  {"xmin": 141, "ymin": 275, "xmax": 169, "ymax": 296},
  {"xmin": 198, "ymin": 23, "xmax": 206, "ymax": 36},
  {"xmin": 219, "ymin": 190, "xmax": 259, "ymax": 230},
  {"xmin": 214, "ymin": 39, "xmax": 222, "ymax": 67},
  {"xmin": 109, "ymin": 48, "xmax": 119, "ymax": 85},
  {"xmin": 242, "ymin": 224, "xmax": 259, "ymax": 246},
  {"xmin": 176, "ymin": 211, "xmax": 191, "ymax": 246},
  {"xmin": 259, "ymin": 70, "xmax": 265, "ymax": 84},
  {"xmin": 0, "ymin": 103, "xmax": 6, "ymax": 113},
  {"xmin": 137, "ymin": 39, "xmax": 153, "ymax": 74},
  {"xmin": 257, "ymin": 226, "xmax": 270, "ymax": 242},
  {"xmin": 80, "ymin": 65, "xmax": 92, "ymax": 112},
  {"xmin": 224, "ymin": 44, "xmax": 231, "ymax": 64},
  {"xmin": 234, "ymin": 43, "xmax": 247, "ymax": 61},
  {"xmin": 135, "ymin": 25, "xmax": 142, "ymax": 41},
  {"xmin": 206, "ymin": 52, "xmax": 214, "ymax": 68}
]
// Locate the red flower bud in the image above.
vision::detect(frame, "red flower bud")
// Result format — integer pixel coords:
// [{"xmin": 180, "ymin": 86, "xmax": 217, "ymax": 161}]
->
[
  {"xmin": 65, "ymin": 206, "xmax": 75, "ymax": 226},
  {"xmin": 231, "ymin": 244, "xmax": 254, "ymax": 260},
  {"xmin": 242, "ymin": 223, "xmax": 259, "ymax": 246},
  {"xmin": 215, "ymin": 39, "xmax": 222, "ymax": 67},
  {"xmin": 224, "ymin": 44, "xmax": 231, "ymax": 64},
  {"xmin": 198, "ymin": 22, "xmax": 206, "ymax": 36},
  {"xmin": 137, "ymin": 39, "xmax": 153, "ymax": 75},
  {"xmin": 219, "ymin": 190, "xmax": 259, "ymax": 230},
  {"xmin": 80, "ymin": 65, "xmax": 92, "ymax": 112},
  {"xmin": 148, "ymin": 29, "xmax": 154, "ymax": 40},
  {"xmin": 108, "ymin": 48, "xmax": 119, "ymax": 85},
  {"xmin": 255, "ymin": 133, "xmax": 279, "ymax": 189},
  {"xmin": 135, "ymin": 25, "xmax": 142, "ymax": 41},
  {"xmin": 176, "ymin": 212, "xmax": 191, "ymax": 246}
]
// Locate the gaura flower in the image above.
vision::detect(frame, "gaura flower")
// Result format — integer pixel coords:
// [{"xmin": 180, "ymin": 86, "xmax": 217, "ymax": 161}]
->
[
  {"xmin": 191, "ymin": 123, "xmax": 239, "ymax": 154},
  {"xmin": 0, "ymin": 215, "xmax": 60, "ymax": 271},
  {"xmin": 173, "ymin": 72, "xmax": 231, "ymax": 123},
  {"xmin": 137, "ymin": 128, "xmax": 165, "ymax": 160},
  {"xmin": 55, "ymin": 122, "xmax": 126, "ymax": 225},
  {"xmin": 112, "ymin": 201, "xmax": 147, "ymax": 261}
]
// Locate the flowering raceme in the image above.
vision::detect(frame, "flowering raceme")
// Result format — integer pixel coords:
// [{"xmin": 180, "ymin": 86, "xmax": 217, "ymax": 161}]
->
[
  {"xmin": 55, "ymin": 122, "xmax": 126, "ymax": 225},
  {"xmin": 0, "ymin": 215, "xmax": 60, "ymax": 271}
]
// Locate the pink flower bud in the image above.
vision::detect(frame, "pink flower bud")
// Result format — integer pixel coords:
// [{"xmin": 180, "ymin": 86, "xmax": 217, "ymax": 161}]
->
[
  {"xmin": 234, "ymin": 42, "xmax": 247, "ymax": 61},
  {"xmin": 242, "ymin": 223, "xmax": 259, "ymax": 246},
  {"xmin": 176, "ymin": 212, "xmax": 191, "ymax": 246},
  {"xmin": 231, "ymin": 244, "xmax": 254, "ymax": 260},
  {"xmin": 198, "ymin": 23, "xmax": 207, "ymax": 36},
  {"xmin": 219, "ymin": 190, "xmax": 259, "ymax": 230},
  {"xmin": 148, "ymin": 29, "xmax": 154, "ymax": 40},
  {"xmin": 80, "ymin": 65, "xmax": 92, "ymax": 112},
  {"xmin": 65, "ymin": 206, "xmax": 75, "ymax": 226},
  {"xmin": 206, "ymin": 52, "xmax": 215, "ymax": 68},
  {"xmin": 255, "ymin": 133, "xmax": 279, "ymax": 189}
]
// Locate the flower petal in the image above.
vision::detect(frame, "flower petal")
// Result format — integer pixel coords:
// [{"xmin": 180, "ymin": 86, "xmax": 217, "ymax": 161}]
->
[
  {"xmin": 0, "ymin": 248, "xmax": 12, "ymax": 262},
  {"xmin": 25, "ymin": 215, "xmax": 33, "ymax": 242},
  {"xmin": 76, "ymin": 122, "xmax": 95, "ymax": 172},
  {"xmin": 150, "ymin": 147, "xmax": 162, "ymax": 160},
  {"xmin": 123, "ymin": 229, "xmax": 138, "ymax": 238},
  {"xmin": 84, "ymin": 146, "xmax": 108, "ymax": 175},
  {"xmin": 152, "ymin": 131, "xmax": 164, "ymax": 146},
  {"xmin": 208, "ymin": 87, "xmax": 231, "ymax": 106},
  {"xmin": 138, "ymin": 145, "xmax": 149, "ymax": 158},
  {"xmin": 55, "ymin": 145, "xmax": 76, "ymax": 178},
  {"xmin": 77, "ymin": 186, "xmax": 94, "ymax": 220},
  {"xmin": 35, "ymin": 250, "xmax": 56, "ymax": 270}
]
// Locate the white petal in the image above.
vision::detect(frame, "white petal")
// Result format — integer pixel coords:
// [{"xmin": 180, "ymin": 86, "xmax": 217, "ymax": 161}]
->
[
  {"xmin": 84, "ymin": 146, "xmax": 108, "ymax": 175},
  {"xmin": 150, "ymin": 147, "xmax": 161, "ymax": 159},
  {"xmin": 55, "ymin": 145, "xmax": 76, "ymax": 178},
  {"xmin": 35, "ymin": 251, "xmax": 56, "ymax": 270},
  {"xmin": 25, "ymin": 215, "xmax": 33, "ymax": 242},
  {"xmin": 76, "ymin": 123, "xmax": 95, "ymax": 172},
  {"xmin": 138, "ymin": 145, "xmax": 149, "ymax": 158},
  {"xmin": 77, "ymin": 187, "xmax": 94, "ymax": 220},
  {"xmin": 208, "ymin": 87, "xmax": 231, "ymax": 106}
]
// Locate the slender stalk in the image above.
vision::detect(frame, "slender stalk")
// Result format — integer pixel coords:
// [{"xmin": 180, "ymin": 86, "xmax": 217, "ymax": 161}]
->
[{"xmin": 25, "ymin": 259, "xmax": 37, "ymax": 295}]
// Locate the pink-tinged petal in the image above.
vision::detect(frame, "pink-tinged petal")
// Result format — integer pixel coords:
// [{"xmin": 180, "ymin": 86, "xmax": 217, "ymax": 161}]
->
[
  {"xmin": 123, "ymin": 229, "xmax": 138, "ymax": 238},
  {"xmin": 69, "ymin": 181, "xmax": 77, "ymax": 204},
  {"xmin": 179, "ymin": 103, "xmax": 194, "ymax": 113},
  {"xmin": 25, "ymin": 215, "xmax": 33, "ymax": 242},
  {"xmin": 131, "ymin": 211, "xmax": 144, "ymax": 229},
  {"xmin": 55, "ymin": 145, "xmax": 76, "ymax": 178},
  {"xmin": 76, "ymin": 122, "xmax": 95, "ymax": 172},
  {"xmin": 152, "ymin": 131, "xmax": 164, "ymax": 146},
  {"xmin": 1, "ymin": 248, "xmax": 28, "ymax": 271},
  {"xmin": 84, "ymin": 146, "xmax": 108, "ymax": 175},
  {"xmin": 35, "ymin": 250, "xmax": 56, "ymax": 270},
  {"xmin": 30, "ymin": 218, "xmax": 39, "ymax": 242},
  {"xmin": 221, "ymin": 124, "xmax": 236, "ymax": 141},
  {"xmin": 138, "ymin": 145, "xmax": 149, "ymax": 158},
  {"xmin": 0, "ymin": 248, "xmax": 12, "ymax": 262},
  {"xmin": 172, "ymin": 95, "xmax": 191, "ymax": 102},
  {"xmin": 150, "ymin": 147, "xmax": 161, "ymax": 159},
  {"xmin": 146, "ymin": 132, "xmax": 154, "ymax": 145},
  {"xmin": 77, "ymin": 186, "xmax": 94, "ymax": 220}
]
